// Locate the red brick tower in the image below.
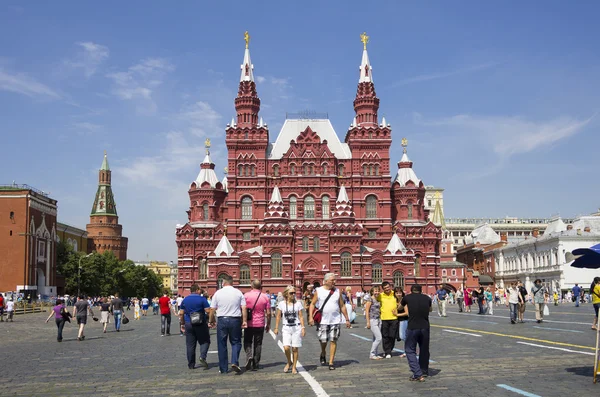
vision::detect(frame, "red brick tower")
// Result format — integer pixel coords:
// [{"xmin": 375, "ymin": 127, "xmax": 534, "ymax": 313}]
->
[{"xmin": 86, "ymin": 152, "xmax": 128, "ymax": 260}]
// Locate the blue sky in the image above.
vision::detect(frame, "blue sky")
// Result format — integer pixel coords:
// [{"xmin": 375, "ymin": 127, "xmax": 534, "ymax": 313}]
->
[{"xmin": 1, "ymin": 1, "xmax": 599, "ymax": 261}]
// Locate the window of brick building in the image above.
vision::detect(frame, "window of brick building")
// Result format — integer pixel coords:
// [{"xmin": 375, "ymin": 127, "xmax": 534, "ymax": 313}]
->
[
  {"xmin": 271, "ymin": 253, "xmax": 282, "ymax": 278},
  {"xmin": 341, "ymin": 252, "xmax": 352, "ymax": 277}
]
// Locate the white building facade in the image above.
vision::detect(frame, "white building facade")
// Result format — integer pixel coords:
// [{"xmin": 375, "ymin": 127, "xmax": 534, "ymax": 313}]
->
[{"xmin": 494, "ymin": 215, "xmax": 600, "ymax": 294}]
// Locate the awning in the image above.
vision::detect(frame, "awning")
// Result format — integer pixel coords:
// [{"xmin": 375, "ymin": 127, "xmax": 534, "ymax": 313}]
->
[{"xmin": 478, "ymin": 275, "xmax": 494, "ymax": 285}]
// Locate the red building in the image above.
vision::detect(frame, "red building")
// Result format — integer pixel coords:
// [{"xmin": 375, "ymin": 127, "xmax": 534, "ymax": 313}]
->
[{"xmin": 176, "ymin": 33, "xmax": 442, "ymax": 295}]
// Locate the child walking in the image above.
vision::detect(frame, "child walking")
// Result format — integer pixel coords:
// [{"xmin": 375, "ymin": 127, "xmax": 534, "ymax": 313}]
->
[{"xmin": 274, "ymin": 285, "xmax": 306, "ymax": 374}]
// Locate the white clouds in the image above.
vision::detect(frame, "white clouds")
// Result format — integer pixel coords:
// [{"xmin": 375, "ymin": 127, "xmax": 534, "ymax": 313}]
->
[
  {"xmin": 415, "ymin": 113, "xmax": 594, "ymax": 157},
  {"xmin": 0, "ymin": 68, "xmax": 60, "ymax": 98},
  {"xmin": 256, "ymin": 75, "xmax": 266, "ymax": 83},
  {"xmin": 106, "ymin": 58, "xmax": 174, "ymax": 112},
  {"xmin": 71, "ymin": 121, "xmax": 102, "ymax": 135},
  {"xmin": 179, "ymin": 101, "xmax": 223, "ymax": 138},
  {"xmin": 66, "ymin": 42, "xmax": 109, "ymax": 78},
  {"xmin": 392, "ymin": 62, "xmax": 498, "ymax": 87}
]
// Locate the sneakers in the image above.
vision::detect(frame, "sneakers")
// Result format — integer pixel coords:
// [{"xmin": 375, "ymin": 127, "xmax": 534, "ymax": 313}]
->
[
  {"xmin": 320, "ymin": 354, "xmax": 326, "ymax": 365},
  {"xmin": 188, "ymin": 363, "xmax": 195, "ymax": 370},
  {"xmin": 231, "ymin": 364, "xmax": 241, "ymax": 373},
  {"xmin": 385, "ymin": 354, "xmax": 392, "ymax": 359},
  {"xmin": 245, "ymin": 359, "xmax": 254, "ymax": 371},
  {"xmin": 198, "ymin": 358, "xmax": 208, "ymax": 369}
]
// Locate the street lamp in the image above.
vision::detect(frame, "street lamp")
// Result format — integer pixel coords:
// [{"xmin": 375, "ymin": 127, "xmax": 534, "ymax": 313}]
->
[{"xmin": 77, "ymin": 253, "xmax": 93, "ymax": 298}]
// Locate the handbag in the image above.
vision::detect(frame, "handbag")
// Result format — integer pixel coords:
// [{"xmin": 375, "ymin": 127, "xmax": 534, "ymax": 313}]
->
[
  {"xmin": 247, "ymin": 292, "xmax": 261, "ymax": 322},
  {"xmin": 190, "ymin": 310, "xmax": 204, "ymax": 325},
  {"xmin": 122, "ymin": 314, "xmax": 130, "ymax": 324},
  {"xmin": 543, "ymin": 304, "xmax": 550, "ymax": 316},
  {"xmin": 312, "ymin": 289, "xmax": 335, "ymax": 325}
]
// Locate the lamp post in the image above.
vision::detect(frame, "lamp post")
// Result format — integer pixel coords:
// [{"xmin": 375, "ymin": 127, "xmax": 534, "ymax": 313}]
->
[{"xmin": 77, "ymin": 253, "xmax": 93, "ymax": 298}]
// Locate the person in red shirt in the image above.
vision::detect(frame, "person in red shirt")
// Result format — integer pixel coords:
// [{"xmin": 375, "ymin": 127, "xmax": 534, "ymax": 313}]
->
[{"xmin": 159, "ymin": 290, "xmax": 173, "ymax": 336}]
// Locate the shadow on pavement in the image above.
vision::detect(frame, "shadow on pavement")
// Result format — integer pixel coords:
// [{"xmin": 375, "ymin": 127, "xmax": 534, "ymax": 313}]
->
[{"xmin": 565, "ymin": 366, "xmax": 594, "ymax": 377}]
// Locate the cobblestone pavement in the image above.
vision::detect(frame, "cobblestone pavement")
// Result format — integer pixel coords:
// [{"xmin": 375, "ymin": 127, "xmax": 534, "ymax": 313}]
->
[{"xmin": 0, "ymin": 303, "xmax": 598, "ymax": 396}]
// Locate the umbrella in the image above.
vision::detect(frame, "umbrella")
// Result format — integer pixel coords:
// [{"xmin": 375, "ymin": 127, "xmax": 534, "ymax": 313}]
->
[{"xmin": 570, "ymin": 243, "xmax": 600, "ymax": 269}]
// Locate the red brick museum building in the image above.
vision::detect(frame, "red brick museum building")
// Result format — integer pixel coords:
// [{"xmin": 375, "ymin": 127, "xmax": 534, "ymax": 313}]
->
[{"xmin": 176, "ymin": 34, "xmax": 442, "ymax": 295}]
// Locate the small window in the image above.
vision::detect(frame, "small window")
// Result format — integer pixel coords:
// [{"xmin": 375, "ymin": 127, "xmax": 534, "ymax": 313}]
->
[
  {"xmin": 322, "ymin": 196, "xmax": 330, "ymax": 220},
  {"xmin": 313, "ymin": 237, "xmax": 320, "ymax": 252},
  {"xmin": 98, "ymin": 232, "xmax": 102, "ymax": 236},
  {"xmin": 302, "ymin": 236, "xmax": 309, "ymax": 252},
  {"xmin": 304, "ymin": 196, "xmax": 315, "ymax": 219},
  {"xmin": 366, "ymin": 195, "xmax": 377, "ymax": 219},
  {"xmin": 9, "ymin": 230, "xmax": 13, "ymax": 236},
  {"xmin": 203, "ymin": 203, "xmax": 209, "ymax": 220},
  {"xmin": 289, "ymin": 196, "xmax": 297, "ymax": 219},
  {"xmin": 273, "ymin": 165, "xmax": 279, "ymax": 176},
  {"xmin": 339, "ymin": 164, "xmax": 345, "ymax": 176},
  {"xmin": 241, "ymin": 197, "xmax": 253, "ymax": 220},
  {"xmin": 271, "ymin": 253, "xmax": 282, "ymax": 278},
  {"xmin": 240, "ymin": 265, "xmax": 250, "ymax": 285},
  {"xmin": 407, "ymin": 203, "xmax": 413, "ymax": 219},
  {"xmin": 243, "ymin": 231, "xmax": 251, "ymax": 241},
  {"xmin": 244, "ymin": 132, "xmax": 249, "ymax": 140},
  {"xmin": 428, "ymin": 200, "xmax": 432, "ymax": 207},
  {"xmin": 9, "ymin": 211, "xmax": 14, "ymax": 219},
  {"xmin": 368, "ymin": 230, "xmax": 376, "ymax": 238},
  {"xmin": 304, "ymin": 164, "xmax": 308, "ymax": 175},
  {"xmin": 341, "ymin": 252, "xmax": 352, "ymax": 277},
  {"xmin": 372, "ymin": 263, "xmax": 382, "ymax": 283},
  {"xmin": 442, "ymin": 244, "xmax": 447, "ymax": 253},
  {"xmin": 290, "ymin": 164, "xmax": 296, "ymax": 175},
  {"xmin": 323, "ymin": 164, "xmax": 328, "ymax": 174}
]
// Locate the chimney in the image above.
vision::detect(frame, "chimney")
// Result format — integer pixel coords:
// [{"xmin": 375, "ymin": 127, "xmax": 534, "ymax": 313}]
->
[
  {"xmin": 567, "ymin": 225, "xmax": 573, "ymax": 231},
  {"xmin": 500, "ymin": 233, "xmax": 508, "ymax": 242},
  {"xmin": 532, "ymin": 228, "xmax": 539, "ymax": 238},
  {"xmin": 584, "ymin": 226, "xmax": 591, "ymax": 232}
]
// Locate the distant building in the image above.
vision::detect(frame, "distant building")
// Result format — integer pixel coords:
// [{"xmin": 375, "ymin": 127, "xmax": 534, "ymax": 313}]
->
[
  {"xmin": 86, "ymin": 152, "xmax": 128, "ymax": 260},
  {"xmin": 493, "ymin": 214, "xmax": 600, "ymax": 293},
  {"xmin": 148, "ymin": 261, "xmax": 177, "ymax": 293},
  {"xmin": 56, "ymin": 222, "xmax": 89, "ymax": 253},
  {"xmin": 0, "ymin": 184, "xmax": 58, "ymax": 296}
]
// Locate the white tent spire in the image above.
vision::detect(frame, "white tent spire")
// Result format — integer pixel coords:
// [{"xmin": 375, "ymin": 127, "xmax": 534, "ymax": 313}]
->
[
  {"xmin": 214, "ymin": 235, "xmax": 235, "ymax": 256},
  {"xmin": 386, "ymin": 234, "xmax": 407, "ymax": 255},
  {"xmin": 359, "ymin": 32, "xmax": 373, "ymax": 83},
  {"xmin": 240, "ymin": 31, "xmax": 254, "ymax": 82},
  {"xmin": 269, "ymin": 185, "xmax": 283, "ymax": 203},
  {"xmin": 337, "ymin": 185, "xmax": 349, "ymax": 203}
]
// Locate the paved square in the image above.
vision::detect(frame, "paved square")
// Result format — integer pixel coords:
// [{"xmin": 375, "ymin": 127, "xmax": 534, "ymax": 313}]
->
[{"xmin": 0, "ymin": 303, "xmax": 598, "ymax": 396}]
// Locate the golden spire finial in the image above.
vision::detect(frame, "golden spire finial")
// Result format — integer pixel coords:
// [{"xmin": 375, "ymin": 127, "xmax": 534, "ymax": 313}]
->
[
  {"xmin": 244, "ymin": 31, "xmax": 250, "ymax": 49},
  {"xmin": 205, "ymin": 138, "xmax": 211, "ymax": 154},
  {"xmin": 360, "ymin": 32, "xmax": 369, "ymax": 50},
  {"xmin": 401, "ymin": 137, "xmax": 408, "ymax": 153},
  {"xmin": 224, "ymin": 166, "xmax": 228, "ymax": 174}
]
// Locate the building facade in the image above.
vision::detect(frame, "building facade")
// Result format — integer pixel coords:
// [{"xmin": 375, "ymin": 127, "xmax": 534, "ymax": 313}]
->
[
  {"xmin": 86, "ymin": 152, "xmax": 128, "ymax": 261},
  {"xmin": 493, "ymin": 215, "xmax": 600, "ymax": 293},
  {"xmin": 176, "ymin": 33, "xmax": 442, "ymax": 295},
  {"xmin": 148, "ymin": 261, "xmax": 177, "ymax": 292},
  {"xmin": 0, "ymin": 184, "xmax": 58, "ymax": 296},
  {"xmin": 57, "ymin": 222, "xmax": 89, "ymax": 253}
]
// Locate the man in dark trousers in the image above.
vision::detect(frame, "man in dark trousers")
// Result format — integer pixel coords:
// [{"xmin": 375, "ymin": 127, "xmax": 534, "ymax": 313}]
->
[{"xmin": 400, "ymin": 284, "xmax": 432, "ymax": 382}]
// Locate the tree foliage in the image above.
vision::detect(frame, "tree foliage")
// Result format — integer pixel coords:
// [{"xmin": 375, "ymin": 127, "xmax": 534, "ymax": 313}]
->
[{"xmin": 56, "ymin": 242, "xmax": 163, "ymax": 298}]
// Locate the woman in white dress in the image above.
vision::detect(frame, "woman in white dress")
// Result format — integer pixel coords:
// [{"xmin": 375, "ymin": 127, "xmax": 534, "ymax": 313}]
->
[
  {"xmin": 274, "ymin": 285, "xmax": 306, "ymax": 374},
  {"xmin": 134, "ymin": 298, "xmax": 141, "ymax": 320}
]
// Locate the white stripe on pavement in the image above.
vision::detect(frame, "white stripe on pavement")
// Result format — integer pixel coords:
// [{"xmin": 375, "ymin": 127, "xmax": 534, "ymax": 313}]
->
[
  {"xmin": 447, "ymin": 311, "xmax": 589, "ymax": 325},
  {"xmin": 269, "ymin": 330, "xmax": 329, "ymax": 397},
  {"xmin": 516, "ymin": 341, "xmax": 595, "ymax": 356},
  {"xmin": 442, "ymin": 329, "xmax": 482, "ymax": 337},
  {"xmin": 531, "ymin": 326, "xmax": 584, "ymax": 333},
  {"xmin": 496, "ymin": 384, "xmax": 541, "ymax": 397}
]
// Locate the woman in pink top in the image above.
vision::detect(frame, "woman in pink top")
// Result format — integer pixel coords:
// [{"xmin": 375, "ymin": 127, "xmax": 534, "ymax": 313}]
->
[
  {"xmin": 464, "ymin": 288, "xmax": 472, "ymax": 313},
  {"xmin": 243, "ymin": 280, "xmax": 272, "ymax": 371}
]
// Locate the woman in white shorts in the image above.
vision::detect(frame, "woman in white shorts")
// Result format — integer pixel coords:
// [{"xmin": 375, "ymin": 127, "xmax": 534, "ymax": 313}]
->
[{"xmin": 274, "ymin": 285, "xmax": 306, "ymax": 374}]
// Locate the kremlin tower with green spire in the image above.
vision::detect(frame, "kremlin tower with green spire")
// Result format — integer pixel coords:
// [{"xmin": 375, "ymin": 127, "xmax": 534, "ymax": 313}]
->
[{"xmin": 86, "ymin": 151, "xmax": 128, "ymax": 260}]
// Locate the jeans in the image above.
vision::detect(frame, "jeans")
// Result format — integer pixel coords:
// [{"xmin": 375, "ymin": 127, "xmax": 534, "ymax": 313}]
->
[
  {"xmin": 457, "ymin": 298, "xmax": 464, "ymax": 312},
  {"xmin": 381, "ymin": 319, "xmax": 399, "ymax": 355},
  {"xmin": 405, "ymin": 328, "xmax": 430, "ymax": 378},
  {"xmin": 113, "ymin": 310, "xmax": 122, "ymax": 330},
  {"xmin": 437, "ymin": 300, "xmax": 446, "ymax": 316},
  {"xmin": 509, "ymin": 303, "xmax": 518, "ymax": 322},
  {"xmin": 185, "ymin": 323, "xmax": 210, "ymax": 367},
  {"xmin": 217, "ymin": 317, "xmax": 242, "ymax": 373},
  {"xmin": 243, "ymin": 327, "xmax": 265, "ymax": 366},
  {"xmin": 161, "ymin": 314, "xmax": 171, "ymax": 334},
  {"xmin": 55, "ymin": 318, "xmax": 65, "ymax": 340},
  {"xmin": 575, "ymin": 296, "xmax": 580, "ymax": 307},
  {"xmin": 399, "ymin": 320, "xmax": 408, "ymax": 341},
  {"xmin": 477, "ymin": 298, "xmax": 485, "ymax": 314},
  {"xmin": 369, "ymin": 318, "xmax": 382, "ymax": 357}
]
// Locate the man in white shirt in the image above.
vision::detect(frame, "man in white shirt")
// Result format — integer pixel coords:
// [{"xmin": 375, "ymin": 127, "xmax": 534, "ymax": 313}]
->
[
  {"xmin": 309, "ymin": 273, "xmax": 351, "ymax": 370},
  {"xmin": 506, "ymin": 281, "xmax": 523, "ymax": 324},
  {"xmin": 209, "ymin": 274, "xmax": 247, "ymax": 374},
  {"xmin": 6, "ymin": 299, "xmax": 15, "ymax": 322},
  {"xmin": 176, "ymin": 295, "xmax": 184, "ymax": 311}
]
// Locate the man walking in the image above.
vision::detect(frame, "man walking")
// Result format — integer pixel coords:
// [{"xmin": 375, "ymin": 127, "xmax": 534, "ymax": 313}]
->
[
  {"xmin": 456, "ymin": 288, "xmax": 464, "ymax": 312},
  {"xmin": 506, "ymin": 281, "xmax": 521, "ymax": 324},
  {"xmin": 209, "ymin": 274, "xmax": 247, "ymax": 374},
  {"xmin": 73, "ymin": 295, "xmax": 94, "ymax": 341},
  {"xmin": 309, "ymin": 273, "xmax": 351, "ymax": 370},
  {"xmin": 435, "ymin": 284, "xmax": 447, "ymax": 317},
  {"xmin": 243, "ymin": 280, "xmax": 271, "ymax": 370},
  {"xmin": 517, "ymin": 281, "xmax": 527, "ymax": 323},
  {"xmin": 141, "ymin": 297, "xmax": 149, "ymax": 316},
  {"xmin": 179, "ymin": 284, "xmax": 211, "ymax": 369},
  {"xmin": 110, "ymin": 293, "xmax": 124, "ymax": 332},
  {"xmin": 531, "ymin": 279, "xmax": 547, "ymax": 323},
  {"xmin": 572, "ymin": 284, "xmax": 581, "ymax": 307},
  {"xmin": 377, "ymin": 281, "xmax": 399, "ymax": 358},
  {"xmin": 400, "ymin": 284, "xmax": 432, "ymax": 382},
  {"xmin": 159, "ymin": 290, "xmax": 173, "ymax": 336}
]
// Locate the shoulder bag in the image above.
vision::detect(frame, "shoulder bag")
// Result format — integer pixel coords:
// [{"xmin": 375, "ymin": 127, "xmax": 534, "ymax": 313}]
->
[
  {"xmin": 247, "ymin": 292, "xmax": 261, "ymax": 322},
  {"xmin": 312, "ymin": 288, "xmax": 335, "ymax": 325}
]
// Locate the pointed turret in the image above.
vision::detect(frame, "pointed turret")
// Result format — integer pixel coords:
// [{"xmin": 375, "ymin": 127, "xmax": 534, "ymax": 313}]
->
[
  {"xmin": 221, "ymin": 167, "xmax": 229, "ymax": 192},
  {"xmin": 101, "ymin": 151, "xmax": 109, "ymax": 171},
  {"xmin": 264, "ymin": 185, "xmax": 289, "ymax": 224},
  {"xmin": 235, "ymin": 31, "xmax": 261, "ymax": 128},
  {"xmin": 430, "ymin": 192, "xmax": 446, "ymax": 228},
  {"xmin": 91, "ymin": 151, "xmax": 117, "ymax": 216},
  {"xmin": 195, "ymin": 140, "xmax": 220, "ymax": 188},
  {"xmin": 332, "ymin": 185, "xmax": 355, "ymax": 224},
  {"xmin": 394, "ymin": 138, "xmax": 421, "ymax": 187},
  {"xmin": 214, "ymin": 234, "xmax": 235, "ymax": 256},
  {"xmin": 353, "ymin": 32, "xmax": 380, "ymax": 127},
  {"xmin": 386, "ymin": 233, "xmax": 407, "ymax": 255}
]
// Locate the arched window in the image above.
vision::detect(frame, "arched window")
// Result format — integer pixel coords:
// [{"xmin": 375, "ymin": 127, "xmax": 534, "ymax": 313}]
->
[
  {"xmin": 322, "ymin": 196, "xmax": 330, "ymax": 220},
  {"xmin": 273, "ymin": 164, "xmax": 279, "ymax": 176},
  {"xmin": 363, "ymin": 164, "xmax": 368, "ymax": 175},
  {"xmin": 407, "ymin": 203, "xmax": 413, "ymax": 219},
  {"xmin": 271, "ymin": 252, "xmax": 282, "ymax": 278},
  {"xmin": 340, "ymin": 252, "xmax": 352, "ymax": 277},
  {"xmin": 313, "ymin": 237, "xmax": 320, "ymax": 252},
  {"xmin": 339, "ymin": 164, "xmax": 345, "ymax": 176},
  {"xmin": 72, "ymin": 240, "xmax": 78, "ymax": 252},
  {"xmin": 370, "ymin": 165, "xmax": 374, "ymax": 176},
  {"xmin": 372, "ymin": 263, "xmax": 382, "ymax": 284},
  {"xmin": 414, "ymin": 255, "xmax": 421, "ymax": 277},
  {"xmin": 310, "ymin": 165, "xmax": 314, "ymax": 175},
  {"xmin": 366, "ymin": 195, "xmax": 377, "ymax": 219},
  {"xmin": 304, "ymin": 164, "xmax": 308, "ymax": 175},
  {"xmin": 244, "ymin": 131, "xmax": 249, "ymax": 140},
  {"xmin": 199, "ymin": 258, "xmax": 208, "ymax": 279},
  {"xmin": 304, "ymin": 196, "xmax": 315, "ymax": 219},
  {"xmin": 244, "ymin": 165, "xmax": 249, "ymax": 177},
  {"xmin": 393, "ymin": 271, "xmax": 404, "ymax": 290},
  {"xmin": 302, "ymin": 237, "xmax": 309, "ymax": 252},
  {"xmin": 241, "ymin": 196, "xmax": 252, "ymax": 220},
  {"xmin": 239, "ymin": 265, "xmax": 250, "ymax": 285},
  {"xmin": 290, "ymin": 164, "xmax": 296, "ymax": 175},
  {"xmin": 238, "ymin": 164, "xmax": 243, "ymax": 176},
  {"xmin": 251, "ymin": 165, "xmax": 256, "ymax": 176},
  {"xmin": 217, "ymin": 273, "xmax": 228, "ymax": 289},
  {"xmin": 375, "ymin": 164, "xmax": 380, "ymax": 176},
  {"xmin": 289, "ymin": 196, "xmax": 297, "ymax": 219},
  {"xmin": 323, "ymin": 163, "xmax": 328, "ymax": 175},
  {"xmin": 203, "ymin": 203, "xmax": 209, "ymax": 220}
]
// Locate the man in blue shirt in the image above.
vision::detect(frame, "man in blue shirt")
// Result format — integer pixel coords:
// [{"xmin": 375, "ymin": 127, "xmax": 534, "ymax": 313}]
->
[
  {"xmin": 572, "ymin": 284, "xmax": 581, "ymax": 307},
  {"xmin": 436, "ymin": 285, "xmax": 447, "ymax": 317},
  {"xmin": 179, "ymin": 284, "xmax": 211, "ymax": 370}
]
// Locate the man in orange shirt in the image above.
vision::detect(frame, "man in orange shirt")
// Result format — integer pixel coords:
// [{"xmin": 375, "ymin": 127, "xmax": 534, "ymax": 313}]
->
[{"xmin": 159, "ymin": 290, "xmax": 174, "ymax": 336}]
